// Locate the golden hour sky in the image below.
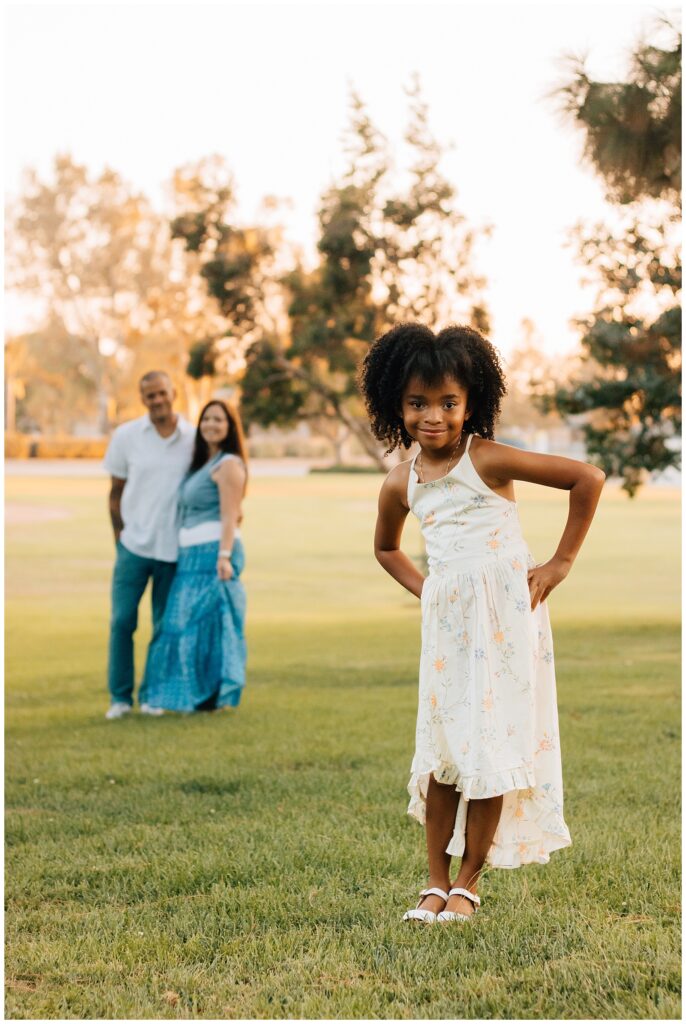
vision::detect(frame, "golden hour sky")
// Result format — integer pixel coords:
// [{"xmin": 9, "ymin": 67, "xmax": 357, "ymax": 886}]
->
[{"xmin": 4, "ymin": 0, "xmax": 672, "ymax": 355}]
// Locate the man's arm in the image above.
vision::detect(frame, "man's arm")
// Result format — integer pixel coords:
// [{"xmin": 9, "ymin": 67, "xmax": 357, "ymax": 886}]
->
[{"xmin": 109, "ymin": 477, "xmax": 126, "ymax": 542}]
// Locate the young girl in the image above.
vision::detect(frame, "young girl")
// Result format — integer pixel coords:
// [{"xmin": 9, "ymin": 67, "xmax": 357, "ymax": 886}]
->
[
  {"xmin": 143, "ymin": 400, "xmax": 248, "ymax": 713},
  {"xmin": 359, "ymin": 323, "xmax": 605, "ymax": 923}
]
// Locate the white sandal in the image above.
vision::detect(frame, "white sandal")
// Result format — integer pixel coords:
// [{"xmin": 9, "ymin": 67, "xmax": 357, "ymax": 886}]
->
[
  {"xmin": 402, "ymin": 886, "xmax": 449, "ymax": 924},
  {"xmin": 436, "ymin": 886, "xmax": 481, "ymax": 922}
]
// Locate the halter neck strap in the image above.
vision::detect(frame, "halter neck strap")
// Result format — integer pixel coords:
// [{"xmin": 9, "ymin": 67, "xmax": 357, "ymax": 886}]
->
[{"xmin": 465, "ymin": 433, "xmax": 474, "ymax": 452}]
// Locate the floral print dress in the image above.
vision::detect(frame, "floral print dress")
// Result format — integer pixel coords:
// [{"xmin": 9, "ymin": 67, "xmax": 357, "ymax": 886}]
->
[{"xmin": 407, "ymin": 433, "xmax": 571, "ymax": 868}]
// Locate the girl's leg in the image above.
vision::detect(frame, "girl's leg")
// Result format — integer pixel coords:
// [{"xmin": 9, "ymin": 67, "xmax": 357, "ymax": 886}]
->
[
  {"xmin": 446, "ymin": 794, "xmax": 503, "ymax": 916},
  {"xmin": 418, "ymin": 775, "xmax": 460, "ymax": 913}
]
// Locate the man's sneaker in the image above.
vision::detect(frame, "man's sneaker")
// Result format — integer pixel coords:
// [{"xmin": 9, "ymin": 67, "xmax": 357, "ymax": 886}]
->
[
  {"xmin": 140, "ymin": 703, "xmax": 165, "ymax": 717},
  {"xmin": 105, "ymin": 702, "xmax": 132, "ymax": 720}
]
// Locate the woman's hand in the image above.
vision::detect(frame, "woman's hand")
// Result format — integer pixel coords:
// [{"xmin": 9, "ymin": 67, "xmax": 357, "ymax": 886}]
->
[
  {"xmin": 217, "ymin": 555, "xmax": 234, "ymax": 581},
  {"xmin": 527, "ymin": 556, "xmax": 571, "ymax": 610}
]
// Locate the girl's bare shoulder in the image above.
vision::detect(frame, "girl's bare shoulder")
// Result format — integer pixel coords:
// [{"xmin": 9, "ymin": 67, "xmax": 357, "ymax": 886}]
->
[
  {"xmin": 469, "ymin": 436, "xmax": 520, "ymax": 488},
  {"xmin": 379, "ymin": 459, "xmax": 413, "ymax": 509},
  {"xmin": 469, "ymin": 436, "xmax": 501, "ymax": 456},
  {"xmin": 468, "ymin": 434, "xmax": 498, "ymax": 465}
]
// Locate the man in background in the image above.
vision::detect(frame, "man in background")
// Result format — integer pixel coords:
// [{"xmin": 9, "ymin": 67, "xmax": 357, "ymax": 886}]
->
[{"xmin": 103, "ymin": 371, "xmax": 195, "ymax": 719}]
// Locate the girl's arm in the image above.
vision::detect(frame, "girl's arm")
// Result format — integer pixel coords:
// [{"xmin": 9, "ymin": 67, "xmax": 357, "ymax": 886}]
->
[
  {"xmin": 374, "ymin": 464, "xmax": 425, "ymax": 599},
  {"xmin": 472, "ymin": 439, "xmax": 606, "ymax": 609},
  {"xmin": 212, "ymin": 458, "xmax": 246, "ymax": 580}
]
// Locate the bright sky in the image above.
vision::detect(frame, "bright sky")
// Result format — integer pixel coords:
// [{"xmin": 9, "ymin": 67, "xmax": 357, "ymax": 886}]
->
[{"xmin": 3, "ymin": 0, "xmax": 674, "ymax": 355}]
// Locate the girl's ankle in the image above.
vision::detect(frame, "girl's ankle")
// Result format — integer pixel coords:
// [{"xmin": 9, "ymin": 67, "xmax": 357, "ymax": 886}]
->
[
  {"xmin": 428, "ymin": 879, "xmax": 451, "ymax": 892},
  {"xmin": 451, "ymin": 880, "xmax": 478, "ymax": 894}
]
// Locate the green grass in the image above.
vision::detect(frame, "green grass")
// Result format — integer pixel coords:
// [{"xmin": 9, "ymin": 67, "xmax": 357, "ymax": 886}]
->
[{"xmin": 5, "ymin": 473, "xmax": 681, "ymax": 1019}]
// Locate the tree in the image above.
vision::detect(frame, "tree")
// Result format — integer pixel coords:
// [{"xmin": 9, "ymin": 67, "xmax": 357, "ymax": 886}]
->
[
  {"xmin": 7, "ymin": 156, "xmax": 162, "ymax": 430},
  {"xmin": 239, "ymin": 84, "xmax": 490, "ymax": 465},
  {"xmin": 170, "ymin": 157, "xmax": 282, "ymax": 377},
  {"xmin": 550, "ymin": 24, "xmax": 681, "ymax": 494},
  {"xmin": 5, "ymin": 319, "xmax": 98, "ymax": 434},
  {"xmin": 558, "ymin": 26, "xmax": 680, "ymax": 204},
  {"xmin": 379, "ymin": 74, "xmax": 490, "ymax": 331},
  {"xmin": 241, "ymin": 93, "xmax": 388, "ymax": 464},
  {"xmin": 6, "ymin": 154, "xmax": 235, "ymax": 431}
]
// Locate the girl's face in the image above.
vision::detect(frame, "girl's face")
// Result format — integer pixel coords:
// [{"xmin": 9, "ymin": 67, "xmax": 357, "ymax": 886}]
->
[
  {"xmin": 199, "ymin": 404, "xmax": 231, "ymax": 446},
  {"xmin": 401, "ymin": 375, "xmax": 471, "ymax": 452}
]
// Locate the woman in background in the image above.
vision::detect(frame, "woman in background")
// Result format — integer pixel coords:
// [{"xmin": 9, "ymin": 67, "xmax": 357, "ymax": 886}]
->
[{"xmin": 144, "ymin": 400, "xmax": 248, "ymax": 712}]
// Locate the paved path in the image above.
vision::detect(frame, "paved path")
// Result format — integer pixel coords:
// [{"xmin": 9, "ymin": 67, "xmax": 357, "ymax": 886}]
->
[
  {"xmin": 4, "ymin": 459, "xmax": 680, "ymax": 486},
  {"xmin": 4, "ymin": 458, "xmax": 328, "ymax": 478}
]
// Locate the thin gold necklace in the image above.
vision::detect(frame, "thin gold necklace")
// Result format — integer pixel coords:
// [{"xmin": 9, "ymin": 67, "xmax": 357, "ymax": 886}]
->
[{"xmin": 417, "ymin": 431, "xmax": 463, "ymax": 484}]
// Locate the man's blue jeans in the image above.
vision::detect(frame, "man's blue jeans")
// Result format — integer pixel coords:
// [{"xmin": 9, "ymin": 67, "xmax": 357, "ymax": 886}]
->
[{"xmin": 107, "ymin": 541, "xmax": 176, "ymax": 705}]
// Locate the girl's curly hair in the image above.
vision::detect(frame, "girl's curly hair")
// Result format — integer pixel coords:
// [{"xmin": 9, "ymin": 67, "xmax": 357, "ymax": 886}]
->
[{"xmin": 358, "ymin": 322, "xmax": 507, "ymax": 452}]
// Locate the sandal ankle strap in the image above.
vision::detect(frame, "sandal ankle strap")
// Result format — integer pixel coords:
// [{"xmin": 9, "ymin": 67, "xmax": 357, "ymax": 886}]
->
[
  {"xmin": 448, "ymin": 887, "xmax": 481, "ymax": 906},
  {"xmin": 419, "ymin": 887, "xmax": 449, "ymax": 902}
]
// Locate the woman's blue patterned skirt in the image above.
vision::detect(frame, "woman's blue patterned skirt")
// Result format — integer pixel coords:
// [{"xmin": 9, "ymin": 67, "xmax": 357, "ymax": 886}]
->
[{"xmin": 143, "ymin": 539, "xmax": 246, "ymax": 711}]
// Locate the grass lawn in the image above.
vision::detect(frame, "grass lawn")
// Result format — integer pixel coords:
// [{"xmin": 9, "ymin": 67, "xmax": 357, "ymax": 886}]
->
[{"xmin": 5, "ymin": 471, "xmax": 681, "ymax": 1020}]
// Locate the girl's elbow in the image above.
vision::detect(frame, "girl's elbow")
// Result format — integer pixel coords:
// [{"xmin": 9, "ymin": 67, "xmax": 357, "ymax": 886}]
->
[
  {"xmin": 570, "ymin": 464, "xmax": 605, "ymax": 494},
  {"xmin": 575, "ymin": 463, "xmax": 605, "ymax": 486},
  {"xmin": 588, "ymin": 465, "xmax": 606, "ymax": 488},
  {"xmin": 577, "ymin": 465, "xmax": 606, "ymax": 498}
]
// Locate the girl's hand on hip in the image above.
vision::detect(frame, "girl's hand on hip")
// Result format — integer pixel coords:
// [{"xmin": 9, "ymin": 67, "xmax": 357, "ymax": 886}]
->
[
  {"xmin": 217, "ymin": 556, "xmax": 234, "ymax": 581},
  {"xmin": 527, "ymin": 557, "xmax": 570, "ymax": 610}
]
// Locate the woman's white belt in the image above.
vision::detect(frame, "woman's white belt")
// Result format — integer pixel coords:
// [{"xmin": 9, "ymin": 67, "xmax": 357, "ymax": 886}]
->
[{"xmin": 178, "ymin": 521, "xmax": 241, "ymax": 548}]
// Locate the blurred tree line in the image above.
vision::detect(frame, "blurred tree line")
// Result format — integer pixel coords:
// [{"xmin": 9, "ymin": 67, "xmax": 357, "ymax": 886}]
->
[
  {"xmin": 170, "ymin": 80, "xmax": 491, "ymax": 467},
  {"xmin": 6, "ymin": 29, "xmax": 681, "ymax": 489},
  {"xmin": 6, "ymin": 83, "xmax": 491, "ymax": 469},
  {"xmin": 6, "ymin": 157, "xmax": 228, "ymax": 433}
]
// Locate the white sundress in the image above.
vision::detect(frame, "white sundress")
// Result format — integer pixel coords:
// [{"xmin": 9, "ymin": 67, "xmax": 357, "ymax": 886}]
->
[{"xmin": 407, "ymin": 433, "xmax": 571, "ymax": 868}]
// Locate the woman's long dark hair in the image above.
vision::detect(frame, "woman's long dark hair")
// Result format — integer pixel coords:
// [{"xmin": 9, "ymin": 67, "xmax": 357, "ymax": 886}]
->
[{"xmin": 189, "ymin": 400, "xmax": 249, "ymax": 489}]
